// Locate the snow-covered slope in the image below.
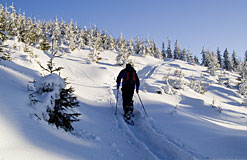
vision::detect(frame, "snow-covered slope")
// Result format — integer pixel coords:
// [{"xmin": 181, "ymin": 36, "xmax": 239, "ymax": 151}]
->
[{"xmin": 0, "ymin": 41, "xmax": 247, "ymax": 160}]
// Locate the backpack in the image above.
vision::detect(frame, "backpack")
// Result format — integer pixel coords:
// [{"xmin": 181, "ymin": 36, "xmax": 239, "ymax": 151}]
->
[{"xmin": 123, "ymin": 68, "xmax": 136, "ymax": 86}]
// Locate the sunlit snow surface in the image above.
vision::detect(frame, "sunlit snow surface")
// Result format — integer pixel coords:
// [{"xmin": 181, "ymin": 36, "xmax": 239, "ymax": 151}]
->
[{"xmin": 0, "ymin": 40, "xmax": 247, "ymax": 160}]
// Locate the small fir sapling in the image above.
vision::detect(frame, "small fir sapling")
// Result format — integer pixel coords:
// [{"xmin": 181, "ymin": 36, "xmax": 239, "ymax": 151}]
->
[
  {"xmin": 224, "ymin": 73, "xmax": 232, "ymax": 88},
  {"xmin": 170, "ymin": 105, "xmax": 178, "ymax": 115},
  {"xmin": 211, "ymin": 97, "xmax": 217, "ymax": 108},
  {"xmin": 29, "ymin": 74, "xmax": 81, "ymax": 131},
  {"xmin": 0, "ymin": 45, "xmax": 11, "ymax": 61},
  {"xmin": 191, "ymin": 73, "xmax": 206, "ymax": 94},
  {"xmin": 217, "ymin": 70, "xmax": 231, "ymax": 87},
  {"xmin": 29, "ymin": 51, "xmax": 80, "ymax": 131},
  {"xmin": 217, "ymin": 71, "xmax": 224, "ymax": 84},
  {"xmin": 0, "ymin": 50, "xmax": 11, "ymax": 60},
  {"xmin": 198, "ymin": 74, "xmax": 206, "ymax": 94},
  {"xmin": 190, "ymin": 73, "xmax": 210, "ymax": 94},
  {"xmin": 172, "ymin": 68, "xmax": 185, "ymax": 89},
  {"xmin": 189, "ymin": 74, "xmax": 196, "ymax": 89},
  {"xmin": 24, "ymin": 44, "xmax": 37, "ymax": 60},
  {"xmin": 143, "ymin": 85, "xmax": 147, "ymax": 93},
  {"xmin": 162, "ymin": 69, "xmax": 175, "ymax": 95},
  {"xmin": 37, "ymin": 51, "xmax": 64, "ymax": 74},
  {"xmin": 211, "ymin": 97, "xmax": 223, "ymax": 113}
]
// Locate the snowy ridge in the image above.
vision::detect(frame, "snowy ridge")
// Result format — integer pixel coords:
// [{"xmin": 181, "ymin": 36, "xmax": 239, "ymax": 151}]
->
[{"xmin": 1, "ymin": 41, "xmax": 247, "ymax": 159}]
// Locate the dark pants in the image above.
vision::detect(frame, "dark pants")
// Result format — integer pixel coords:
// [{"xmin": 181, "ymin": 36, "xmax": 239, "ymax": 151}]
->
[{"xmin": 121, "ymin": 84, "xmax": 134, "ymax": 114}]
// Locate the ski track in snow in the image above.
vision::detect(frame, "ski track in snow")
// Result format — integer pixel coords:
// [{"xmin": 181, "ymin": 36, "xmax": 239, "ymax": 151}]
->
[
  {"xmin": 138, "ymin": 64, "xmax": 160, "ymax": 80},
  {"xmin": 113, "ymin": 107, "xmax": 196, "ymax": 160},
  {"xmin": 110, "ymin": 77, "xmax": 197, "ymax": 160},
  {"xmin": 113, "ymin": 112, "xmax": 159, "ymax": 160}
]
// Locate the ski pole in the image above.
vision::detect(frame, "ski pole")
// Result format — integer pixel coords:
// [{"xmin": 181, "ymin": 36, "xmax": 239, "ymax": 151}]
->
[
  {"xmin": 115, "ymin": 89, "xmax": 119, "ymax": 115},
  {"xmin": 137, "ymin": 93, "xmax": 148, "ymax": 116}
]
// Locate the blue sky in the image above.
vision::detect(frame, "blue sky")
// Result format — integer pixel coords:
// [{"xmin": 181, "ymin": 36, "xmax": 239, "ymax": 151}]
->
[{"xmin": 2, "ymin": 0, "xmax": 247, "ymax": 59}]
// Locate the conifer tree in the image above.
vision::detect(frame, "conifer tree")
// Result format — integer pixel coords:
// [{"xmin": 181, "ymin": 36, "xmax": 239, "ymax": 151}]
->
[
  {"xmin": 166, "ymin": 37, "xmax": 172, "ymax": 58},
  {"xmin": 116, "ymin": 33, "xmax": 128, "ymax": 65},
  {"xmin": 145, "ymin": 38, "xmax": 152, "ymax": 56},
  {"xmin": 48, "ymin": 85, "xmax": 80, "ymax": 131},
  {"xmin": 89, "ymin": 36, "xmax": 102, "ymax": 63},
  {"xmin": 0, "ymin": 5, "xmax": 7, "ymax": 34},
  {"xmin": 201, "ymin": 46, "xmax": 207, "ymax": 66},
  {"xmin": 204, "ymin": 50, "xmax": 211, "ymax": 67},
  {"xmin": 77, "ymin": 29, "xmax": 86, "ymax": 49},
  {"xmin": 208, "ymin": 51, "xmax": 219, "ymax": 76},
  {"xmin": 127, "ymin": 37, "xmax": 135, "ymax": 56},
  {"xmin": 239, "ymin": 59, "xmax": 247, "ymax": 97},
  {"xmin": 135, "ymin": 37, "xmax": 141, "ymax": 55},
  {"xmin": 244, "ymin": 50, "xmax": 247, "ymax": 62},
  {"xmin": 16, "ymin": 12, "xmax": 26, "ymax": 42},
  {"xmin": 40, "ymin": 36, "xmax": 51, "ymax": 52},
  {"xmin": 101, "ymin": 29, "xmax": 108, "ymax": 50},
  {"xmin": 217, "ymin": 47, "xmax": 223, "ymax": 69},
  {"xmin": 161, "ymin": 42, "xmax": 166, "ymax": 59},
  {"xmin": 82, "ymin": 26, "xmax": 90, "ymax": 46},
  {"xmin": 152, "ymin": 40, "xmax": 162, "ymax": 59},
  {"xmin": 87, "ymin": 27, "xmax": 94, "ymax": 47},
  {"xmin": 180, "ymin": 48, "xmax": 187, "ymax": 61},
  {"xmin": 31, "ymin": 71, "xmax": 80, "ymax": 132},
  {"xmin": 8, "ymin": 3, "xmax": 18, "ymax": 37},
  {"xmin": 3, "ymin": 4, "xmax": 11, "ymax": 33},
  {"xmin": 186, "ymin": 48, "xmax": 193, "ymax": 63},
  {"xmin": 0, "ymin": 15, "xmax": 9, "ymax": 61},
  {"xmin": 68, "ymin": 21, "xmax": 76, "ymax": 52},
  {"xmin": 223, "ymin": 48, "xmax": 233, "ymax": 71},
  {"xmin": 232, "ymin": 50, "xmax": 239, "ymax": 71},
  {"xmin": 0, "ymin": 39, "xmax": 10, "ymax": 60},
  {"xmin": 173, "ymin": 40, "xmax": 180, "ymax": 59},
  {"xmin": 92, "ymin": 24, "xmax": 100, "ymax": 39},
  {"xmin": 37, "ymin": 50, "xmax": 64, "ymax": 74},
  {"xmin": 239, "ymin": 76, "xmax": 247, "ymax": 97},
  {"xmin": 108, "ymin": 35, "xmax": 115, "ymax": 51},
  {"xmin": 194, "ymin": 56, "xmax": 200, "ymax": 65},
  {"xmin": 139, "ymin": 40, "xmax": 147, "ymax": 56}
]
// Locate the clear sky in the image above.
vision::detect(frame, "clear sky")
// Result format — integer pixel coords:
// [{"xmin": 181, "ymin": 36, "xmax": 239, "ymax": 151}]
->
[{"xmin": 2, "ymin": 0, "xmax": 247, "ymax": 59}]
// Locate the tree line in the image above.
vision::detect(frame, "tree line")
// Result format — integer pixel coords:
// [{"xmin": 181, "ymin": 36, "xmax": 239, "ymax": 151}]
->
[{"xmin": 0, "ymin": 3, "xmax": 202, "ymax": 65}]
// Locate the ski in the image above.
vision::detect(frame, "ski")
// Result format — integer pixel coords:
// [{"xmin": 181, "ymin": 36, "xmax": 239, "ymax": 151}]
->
[
  {"xmin": 123, "ymin": 112, "xmax": 134, "ymax": 126},
  {"xmin": 124, "ymin": 117, "xmax": 134, "ymax": 126}
]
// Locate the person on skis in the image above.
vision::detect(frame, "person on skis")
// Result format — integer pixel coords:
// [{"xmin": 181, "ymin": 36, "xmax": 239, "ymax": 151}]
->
[{"xmin": 116, "ymin": 63, "xmax": 140, "ymax": 120}]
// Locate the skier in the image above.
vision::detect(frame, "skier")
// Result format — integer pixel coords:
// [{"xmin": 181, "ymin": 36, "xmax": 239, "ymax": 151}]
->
[{"xmin": 116, "ymin": 63, "xmax": 140, "ymax": 121}]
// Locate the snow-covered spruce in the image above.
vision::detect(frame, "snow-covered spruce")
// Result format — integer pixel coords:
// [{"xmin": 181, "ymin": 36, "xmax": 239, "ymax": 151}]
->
[
  {"xmin": 207, "ymin": 51, "xmax": 219, "ymax": 76},
  {"xmin": 29, "ymin": 73, "xmax": 81, "ymax": 131}
]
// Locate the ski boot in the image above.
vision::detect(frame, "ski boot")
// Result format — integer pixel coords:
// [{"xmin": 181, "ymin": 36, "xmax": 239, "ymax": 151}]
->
[{"xmin": 123, "ymin": 106, "xmax": 134, "ymax": 125}]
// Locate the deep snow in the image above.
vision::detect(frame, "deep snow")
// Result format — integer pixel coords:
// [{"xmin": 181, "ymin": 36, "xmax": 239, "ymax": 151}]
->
[{"xmin": 0, "ymin": 40, "xmax": 247, "ymax": 160}]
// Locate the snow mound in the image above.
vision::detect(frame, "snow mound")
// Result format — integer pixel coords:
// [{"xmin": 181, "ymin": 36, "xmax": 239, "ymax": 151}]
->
[{"xmin": 29, "ymin": 73, "xmax": 65, "ymax": 121}]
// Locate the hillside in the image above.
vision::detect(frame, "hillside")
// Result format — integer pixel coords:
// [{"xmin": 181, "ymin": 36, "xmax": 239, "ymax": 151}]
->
[{"xmin": 0, "ymin": 40, "xmax": 247, "ymax": 160}]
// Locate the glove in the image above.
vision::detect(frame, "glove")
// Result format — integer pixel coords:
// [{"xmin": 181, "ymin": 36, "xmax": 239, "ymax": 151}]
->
[{"xmin": 136, "ymin": 90, "xmax": 139, "ymax": 93}]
